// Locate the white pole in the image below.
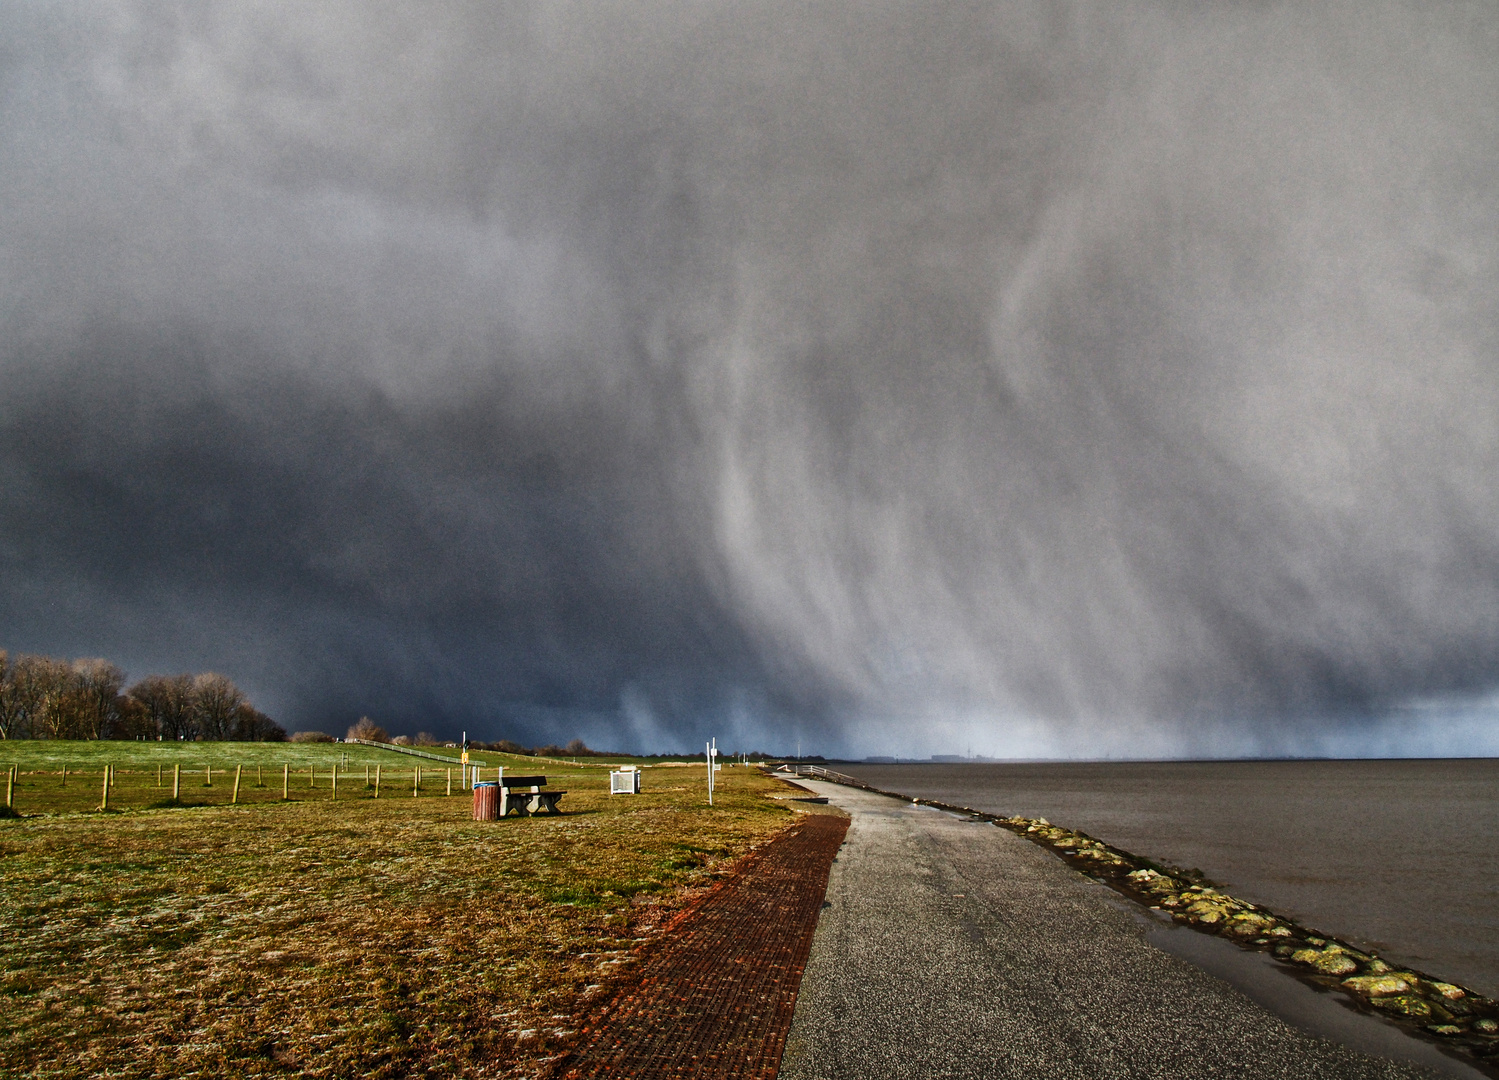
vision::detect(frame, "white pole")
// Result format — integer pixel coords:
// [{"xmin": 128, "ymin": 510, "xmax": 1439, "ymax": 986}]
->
[{"xmin": 706, "ymin": 741, "xmax": 712, "ymax": 805}]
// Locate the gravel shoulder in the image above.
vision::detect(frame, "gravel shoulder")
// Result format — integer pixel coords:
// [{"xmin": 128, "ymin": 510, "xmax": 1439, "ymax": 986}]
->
[{"xmin": 779, "ymin": 781, "xmax": 1473, "ymax": 1080}]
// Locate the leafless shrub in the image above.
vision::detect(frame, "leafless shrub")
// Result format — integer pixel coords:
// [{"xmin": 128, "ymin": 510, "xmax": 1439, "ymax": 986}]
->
[
  {"xmin": 347, "ymin": 716, "xmax": 389, "ymax": 743},
  {"xmin": 291, "ymin": 730, "xmax": 335, "ymax": 743},
  {"xmin": 391, "ymin": 735, "xmax": 412, "ymax": 746},
  {"xmin": 413, "ymin": 731, "xmax": 440, "ymax": 747}
]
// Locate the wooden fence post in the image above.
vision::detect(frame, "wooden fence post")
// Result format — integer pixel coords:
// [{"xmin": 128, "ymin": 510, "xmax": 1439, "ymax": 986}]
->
[
  {"xmin": 257, "ymin": 765, "xmax": 263, "ymax": 788},
  {"xmin": 332, "ymin": 762, "xmax": 338, "ymax": 801},
  {"xmin": 282, "ymin": 763, "xmax": 289, "ymax": 800},
  {"xmin": 413, "ymin": 767, "xmax": 419, "ymax": 798},
  {"xmin": 61, "ymin": 766, "xmax": 66, "ymax": 787},
  {"xmin": 157, "ymin": 763, "xmax": 162, "ymax": 787},
  {"xmin": 5, "ymin": 766, "xmax": 12, "ymax": 808},
  {"xmin": 99, "ymin": 769, "xmax": 109, "ymax": 812},
  {"xmin": 173, "ymin": 763, "xmax": 180, "ymax": 801},
  {"xmin": 365, "ymin": 764, "xmax": 370, "ymax": 789},
  {"xmin": 110, "ymin": 764, "xmax": 116, "ymax": 789},
  {"xmin": 232, "ymin": 765, "xmax": 242, "ymax": 805},
  {"xmin": 374, "ymin": 764, "xmax": 381, "ymax": 799},
  {"xmin": 205, "ymin": 762, "xmax": 212, "ymax": 787},
  {"xmin": 446, "ymin": 768, "xmax": 452, "ymax": 796}
]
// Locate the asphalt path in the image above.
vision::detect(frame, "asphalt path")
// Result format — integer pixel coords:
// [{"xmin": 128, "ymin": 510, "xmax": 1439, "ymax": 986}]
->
[{"xmin": 778, "ymin": 781, "xmax": 1474, "ymax": 1080}]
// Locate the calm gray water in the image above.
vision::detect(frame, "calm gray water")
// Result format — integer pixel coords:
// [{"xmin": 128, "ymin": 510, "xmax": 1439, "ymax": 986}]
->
[{"xmin": 839, "ymin": 760, "xmax": 1499, "ymax": 999}]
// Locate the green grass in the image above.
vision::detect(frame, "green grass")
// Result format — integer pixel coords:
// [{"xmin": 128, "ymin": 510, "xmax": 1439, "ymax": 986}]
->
[
  {"xmin": 0, "ymin": 745, "xmax": 794, "ymax": 1078},
  {"xmin": 0, "ymin": 739, "xmax": 523, "ymax": 773},
  {"xmin": 0, "ymin": 741, "xmax": 649, "ymax": 815}
]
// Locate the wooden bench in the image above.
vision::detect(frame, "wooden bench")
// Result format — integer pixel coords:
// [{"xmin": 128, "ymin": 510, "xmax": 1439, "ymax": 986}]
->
[{"xmin": 499, "ymin": 775, "xmax": 566, "ymax": 816}]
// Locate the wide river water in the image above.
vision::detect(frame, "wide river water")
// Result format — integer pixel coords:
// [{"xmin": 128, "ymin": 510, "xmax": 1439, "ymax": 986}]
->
[{"xmin": 838, "ymin": 759, "xmax": 1499, "ymax": 999}]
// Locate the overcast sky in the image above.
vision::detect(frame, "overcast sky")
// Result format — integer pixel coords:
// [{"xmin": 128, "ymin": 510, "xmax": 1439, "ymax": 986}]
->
[{"xmin": 3, "ymin": 1, "xmax": 1498, "ymax": 757}]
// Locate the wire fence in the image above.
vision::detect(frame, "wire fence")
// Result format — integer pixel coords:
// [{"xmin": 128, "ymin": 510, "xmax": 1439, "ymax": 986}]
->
[{"xmin": 0, "ymin": 761, "xmax": 469, "ymax": 815}]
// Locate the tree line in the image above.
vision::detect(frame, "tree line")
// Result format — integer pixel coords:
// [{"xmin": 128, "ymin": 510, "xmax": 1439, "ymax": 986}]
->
[{"xmin": 0, "ymin": 650, "xmax": 283, "ymax": 742}]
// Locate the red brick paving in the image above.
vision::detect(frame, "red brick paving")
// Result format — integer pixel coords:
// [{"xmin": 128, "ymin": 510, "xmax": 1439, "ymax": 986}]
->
[{"xmin": 551, "ymin": 812, "xmax": 849, "ymax": 1079}]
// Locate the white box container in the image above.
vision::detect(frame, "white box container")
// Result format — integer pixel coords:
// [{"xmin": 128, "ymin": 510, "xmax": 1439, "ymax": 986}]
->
[{"xmin": 610, "ymin": 766, "xmax": 641, "ymax": 794}]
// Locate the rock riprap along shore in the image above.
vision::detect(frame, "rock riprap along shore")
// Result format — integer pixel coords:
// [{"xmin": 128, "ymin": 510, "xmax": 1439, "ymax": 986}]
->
[
  {"xmin": 795, "ymin": 763, "xmax": 1499, "ymax": 1073},
  {"xmin": 1001, "ymin": 813, "xmax": 1499, "ymax": 1066}
]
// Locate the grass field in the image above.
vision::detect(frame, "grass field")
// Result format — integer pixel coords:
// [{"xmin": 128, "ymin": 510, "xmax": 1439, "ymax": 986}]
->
[
  {"xmin": 0, "ymin": 742, "xmax": 796, "ymax": 1078},
  {"xmin": 0, "ymin": 740, "xmax": 634, "ymax": 815}
]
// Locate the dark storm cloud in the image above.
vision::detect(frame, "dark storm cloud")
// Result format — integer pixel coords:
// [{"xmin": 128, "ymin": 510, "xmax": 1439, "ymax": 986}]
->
[{"xmin": 2, "ymin": 1, "xmax": 1497, "ymax": 755}]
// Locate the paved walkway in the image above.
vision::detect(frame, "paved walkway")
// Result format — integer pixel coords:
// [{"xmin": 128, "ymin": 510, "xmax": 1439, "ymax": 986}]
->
[
  {"xmin": 779, "ymin": 782, "xmax": 1458, "ymax": 1080},
  {"xmin": 553, "ymin": 812, "xmax": 848, "ymax": 1078}
]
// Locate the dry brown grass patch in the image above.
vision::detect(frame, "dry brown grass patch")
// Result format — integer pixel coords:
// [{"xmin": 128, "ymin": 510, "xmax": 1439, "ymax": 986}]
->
[{"xmin": 0, "ymin": 767, "xmax": 791, "ymax": 1078}]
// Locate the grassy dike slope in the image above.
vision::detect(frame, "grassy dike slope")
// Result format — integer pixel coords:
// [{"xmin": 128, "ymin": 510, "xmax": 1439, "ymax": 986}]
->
[{"xmin": 0, "ymin": 742, "xmax": 792, "ymax": 1078}]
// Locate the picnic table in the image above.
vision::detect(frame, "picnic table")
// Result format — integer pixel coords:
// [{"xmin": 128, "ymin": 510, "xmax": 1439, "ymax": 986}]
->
[{"xmin": 499, "ymin": 774, "xmax": 565, "ymax": 816}]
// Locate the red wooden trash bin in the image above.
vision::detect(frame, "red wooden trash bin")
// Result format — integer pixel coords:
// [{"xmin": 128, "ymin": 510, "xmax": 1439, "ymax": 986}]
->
[{"xmin": 473, "ymin": 781, "xmax": 500, "ymax": 821}]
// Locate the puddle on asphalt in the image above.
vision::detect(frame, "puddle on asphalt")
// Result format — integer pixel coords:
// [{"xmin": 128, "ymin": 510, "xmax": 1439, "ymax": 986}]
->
[{"xmin": 1117, "ymin": 893, "xmax": 1488, "ymax": 1079}]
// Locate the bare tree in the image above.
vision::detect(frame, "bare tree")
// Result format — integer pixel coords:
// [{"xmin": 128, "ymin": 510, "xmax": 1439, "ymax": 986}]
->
[
  {"xmin": 115, "ymin": 694, "xmax": 154, "ymax": 739},
  {"xmin": 68, "ymin": 659, "xmax": 125, "ymax": 740},
  {"xmin": 232, "ymin": 702, "xmax": 286, "ymax": 742},
  {"xmin": 15, "ymin": 656, "xmax": 73, "ymax": 740},
  {"xmin": 128, "ymin": 675, "xmax": 198, "ymax": 741},
  {"xmin": 0, "ymin": 651, "xmax": 16, "ymax": 739},
  {"xmin": 3, "ymin": 649, "xmax": 275, "ymax": 743},
  {"xmin": 192, "ymin": 673, "xmax": 245, "ymax": 741}
]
